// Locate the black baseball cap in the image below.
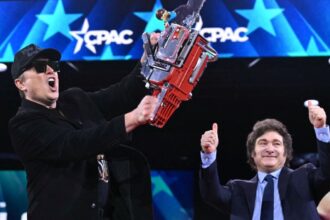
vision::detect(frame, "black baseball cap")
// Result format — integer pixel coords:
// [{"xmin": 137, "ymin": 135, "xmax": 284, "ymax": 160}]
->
[{"xmin": 11, "ymin": 44, "xmax": 61, "ymax": 79}]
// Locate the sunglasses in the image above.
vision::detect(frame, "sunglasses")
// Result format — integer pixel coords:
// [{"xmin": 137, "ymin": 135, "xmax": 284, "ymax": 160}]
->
[{"xmin": 24, "ymin": 60, "xmax": 60, "ymax": 74}]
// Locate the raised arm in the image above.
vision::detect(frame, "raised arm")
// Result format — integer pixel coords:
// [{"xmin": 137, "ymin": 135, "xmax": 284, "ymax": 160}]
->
[
  {"xmin": 307, "ymin": 101, "xmax": 330, "ymax": 198},
  {"xmin": 199, "ymin": 123, "xmax": 232, "ymax": 214}
]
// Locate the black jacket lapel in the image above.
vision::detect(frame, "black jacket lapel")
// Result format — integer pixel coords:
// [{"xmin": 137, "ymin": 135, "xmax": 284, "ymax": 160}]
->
[
  {"xmin": 243, "ymin": 175, "xmax": 258, "ymax": 217},
  {"xmin": 278, "ymin": 167, "xmax": 292, "ymax": 219}
]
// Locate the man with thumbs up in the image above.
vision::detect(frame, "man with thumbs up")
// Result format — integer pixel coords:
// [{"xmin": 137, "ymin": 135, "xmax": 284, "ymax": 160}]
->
[{"xmin": 199, "ymin": 101, "xmax": 330, "ymax": 220}]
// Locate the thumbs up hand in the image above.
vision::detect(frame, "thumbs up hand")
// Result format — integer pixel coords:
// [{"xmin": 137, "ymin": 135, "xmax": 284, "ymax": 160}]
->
[{"xmin": 200, "ymin": 123, "xmax": 219, "ymax": 154}]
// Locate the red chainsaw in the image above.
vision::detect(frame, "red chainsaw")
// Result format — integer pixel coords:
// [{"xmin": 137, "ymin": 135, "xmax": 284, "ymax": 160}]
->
[{"xmin": 141, "ymin": 0, "xmax": 218, "ymax": 128}]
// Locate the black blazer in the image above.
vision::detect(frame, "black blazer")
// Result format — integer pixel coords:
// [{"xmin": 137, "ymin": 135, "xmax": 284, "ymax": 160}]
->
[
  {"xmin": 9, "ymin": 65, "xmax": 153, "ymax": 220},
  {"xmin": 200, "ymin": 140, "xmax": 330, "ymax": 220}
]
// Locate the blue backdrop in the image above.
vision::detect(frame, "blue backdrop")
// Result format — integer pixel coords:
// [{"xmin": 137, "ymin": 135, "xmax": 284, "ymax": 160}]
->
[
  {"xmin": 0, "ymin": 0, "xmax": 329, "ymax": 61},
  {"xmin": 0, "ymin": 170, "xmax": 193, "ymax": 220}
]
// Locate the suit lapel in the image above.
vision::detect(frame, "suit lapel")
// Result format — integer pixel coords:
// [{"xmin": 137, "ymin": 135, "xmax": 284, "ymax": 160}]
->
[
  {"xmin": 242, "ymin": 168, "xmax": 292, "ymax": 218},
  {"xmin": 243, "ymin": 175, "xmax": 258, "ymax": 217},
  {"xmin": 278, "ymin": 167, "xmax": 292, "ymax": 219},
  {"xmin": 278, "ymin": 167, "xmax": 291, "ymax": 200}
]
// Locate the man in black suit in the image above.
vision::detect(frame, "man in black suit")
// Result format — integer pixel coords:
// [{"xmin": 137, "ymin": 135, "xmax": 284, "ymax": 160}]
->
[
  {"xmin": 199, "ymin": 102, "xmax": 330, "ymax": 220},
  {"xmin": 9, "ymin": 43, "xmax": 158, "ymax": 220}
]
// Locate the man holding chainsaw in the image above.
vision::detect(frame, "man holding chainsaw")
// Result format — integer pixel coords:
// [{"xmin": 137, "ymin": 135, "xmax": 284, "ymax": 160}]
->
[{"xmin": 9, "ymin": 40, "xmax": 158, "ymax": 220}]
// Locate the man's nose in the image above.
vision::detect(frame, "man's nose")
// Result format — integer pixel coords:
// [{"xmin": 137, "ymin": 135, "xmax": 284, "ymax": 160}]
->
[
  {"xmin": 45, "ymin": 65, "xmax": 55, "ymax": 74},
  {"xmin": 265, "ymin": 144, "xmax": 275, "ymax": 151}
]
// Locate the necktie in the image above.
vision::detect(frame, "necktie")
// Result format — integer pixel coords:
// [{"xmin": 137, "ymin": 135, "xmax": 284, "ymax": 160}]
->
[
  {"xmin": 261, "ymin": 174, "xmax": 274, "ymax": 220},
  {"xmin": 97, "ymin": 154, "xmax": 109, "ymax": 183},
  {"xmin": 97, "ymin": 154, "xmax": 109, "ymax": 208}
]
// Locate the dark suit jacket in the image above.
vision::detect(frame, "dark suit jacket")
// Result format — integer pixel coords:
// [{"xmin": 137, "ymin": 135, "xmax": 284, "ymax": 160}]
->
[
  {"xmin": 200, "ymin": 140, "xmax": 330, "ymax": 220},
  {"xmin": 9, "ymin": 65, "xmax": 153, "ymax": 220}
]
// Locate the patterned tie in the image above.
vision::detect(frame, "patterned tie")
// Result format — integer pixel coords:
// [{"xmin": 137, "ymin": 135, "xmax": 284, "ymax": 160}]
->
[
  {"xmin": 261, "ymin": 174, "xmax": 274, "ymax": 220},
  {"xmin": 97, "ymin": 154, "xmax": 109, "ymax": 183}
]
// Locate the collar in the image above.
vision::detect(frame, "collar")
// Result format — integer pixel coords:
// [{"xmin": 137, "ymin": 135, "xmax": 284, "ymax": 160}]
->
[
  {"xmin": 20, "ymin": 98, "xmax": 59, "ymax": 115},
  {"xmin": 257, "ymin": 168, "xmax": 282, "ymax": 183}
]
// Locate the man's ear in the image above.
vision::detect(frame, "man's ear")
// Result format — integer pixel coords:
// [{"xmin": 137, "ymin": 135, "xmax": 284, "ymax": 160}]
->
[
  {"xmin": 14, "ymin": 78, "xmax": 25, "ymax": 91},
  {"xmin": 251, "ymin": 150, "xmax": 256, "ymax": 159}
]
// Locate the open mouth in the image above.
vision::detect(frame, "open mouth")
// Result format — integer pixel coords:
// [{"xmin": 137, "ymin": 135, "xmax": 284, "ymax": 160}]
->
[{"xmin": 48, "ymin": 78, "xmax": 55, "ymax": 88}]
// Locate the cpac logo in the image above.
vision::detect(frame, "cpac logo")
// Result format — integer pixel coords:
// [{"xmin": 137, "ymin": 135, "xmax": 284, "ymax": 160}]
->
[
  {"xmin": 200, "ymin": 27, "xmax": 249, "ymax": 43},
  {"xmin": 70, "ymin": 19, "xmax": 134, "ymax": 54}
]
